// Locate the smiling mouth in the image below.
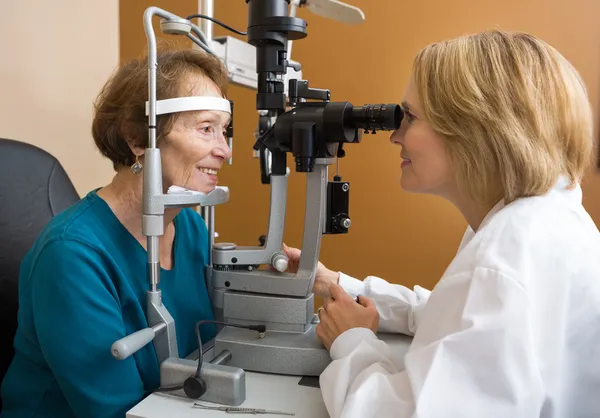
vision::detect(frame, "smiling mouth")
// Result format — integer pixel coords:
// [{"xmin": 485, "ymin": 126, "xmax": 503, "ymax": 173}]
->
[{"xmin": 198, "ymin": 167, "xmax": 218, "ymax": 175}]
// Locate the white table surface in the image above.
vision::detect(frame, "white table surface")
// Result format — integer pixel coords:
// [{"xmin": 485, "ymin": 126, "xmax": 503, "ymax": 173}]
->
[{"xmin": 127, "ymin": 333, "xmax": 412, "ymax": 418}]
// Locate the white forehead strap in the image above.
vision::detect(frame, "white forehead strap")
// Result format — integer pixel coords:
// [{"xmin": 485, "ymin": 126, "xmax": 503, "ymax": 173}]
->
[{"xmin": 145, "ymin": 97, "xmax": 231, "ymax": 116}]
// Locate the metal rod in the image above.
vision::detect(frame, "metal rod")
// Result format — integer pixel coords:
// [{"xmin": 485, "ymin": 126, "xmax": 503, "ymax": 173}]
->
[
  {"xmin": 152, "ymin": 322, "xmax": 167, "ymax": 335},
  {"xmin": 297, "ymin": 162, "xmax": 329, "ymax": 296},
  {"xmin": 189, "ymin": 22, "xmax": 211, "ymax": 46},
  {"xmin": 143, "ymin": 7, "xmax": 181, "ymax": 294},
  {"xmin": 143, "ymin": 8, "xmax": 160, "ymax": 149},
  {"xmin": 208, "ymin": 206, "xmax": 215, "ymax": 255},
  {"xmin": 201, "ymin": 206, "xmax": 210, "ymax": 229},
  {"xmin": 204, "ymin": 206, "xmax": 216, "ymax": 303},
  {"xmin": 198, "ymin": 0, "xmax": 214, "ymax": 43},
  {"xmin": 186, "ymin": 33, "xmax": 213, "ymax": 55},
  {"xmin": 227, "ymin": 137, "xmax": 233, "ymax": 165},
  {"xmin": 147, "ymin": 236, "xmax": 160, "ymax": 292},
  {"xmin": 288, "ymin": 0, "xmax": 298, "ymax": 60}
]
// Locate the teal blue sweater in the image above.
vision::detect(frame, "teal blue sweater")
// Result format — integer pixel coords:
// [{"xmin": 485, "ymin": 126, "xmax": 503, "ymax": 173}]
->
[{"xmin": 1, "ymin": 190, "xmax": 216, "ymax": 418}]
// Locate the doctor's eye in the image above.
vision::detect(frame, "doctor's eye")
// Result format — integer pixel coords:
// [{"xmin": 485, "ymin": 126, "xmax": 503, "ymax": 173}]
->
[{"xmin": 404, "ymin": 110, "xmax": 416, "ymax": 124}]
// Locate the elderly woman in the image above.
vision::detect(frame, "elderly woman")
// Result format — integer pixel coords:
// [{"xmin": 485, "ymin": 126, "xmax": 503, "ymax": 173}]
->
[
  {"xmin": 286, "ymin": 30, "xmax": 600, "ymax": 417},
  {"xmin": 0, "ymin": 48, "xmax": 231, "ymax": 417}
]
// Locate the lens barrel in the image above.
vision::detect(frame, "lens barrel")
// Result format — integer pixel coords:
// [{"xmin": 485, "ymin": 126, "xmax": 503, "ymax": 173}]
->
[{"xmin": 352, "ymin": 104, "xmax": 403, "ymax": 132}]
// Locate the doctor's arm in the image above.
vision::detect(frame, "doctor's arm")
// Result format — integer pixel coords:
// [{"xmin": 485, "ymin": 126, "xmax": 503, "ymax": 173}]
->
[
  {"xmin": 338, "ymin": 272, "xmax": 431, "ymax": 335},
  {"xmin": 319, "ymin": 267, "xmax": 545, "ymax": 418},
  {"xmin": 282, "ymin": 244, "xmax": 430, "ymax": 336},
  {"xmin": 30, "ymin": 239, "xmax": 148, "ymax": 418}
]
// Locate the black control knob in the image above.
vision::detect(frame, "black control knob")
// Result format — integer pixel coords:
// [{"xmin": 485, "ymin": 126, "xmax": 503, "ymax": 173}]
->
[
  {"xmin": 325, "ymin": 178, "xmax": 350, "ymax": 235},
  {"xmin": 183, "ymin": 376, "xmax": 207, "ymax": 399}
]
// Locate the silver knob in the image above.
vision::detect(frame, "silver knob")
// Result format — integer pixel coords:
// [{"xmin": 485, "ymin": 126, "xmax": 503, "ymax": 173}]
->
[
  {"xmin": 271, "ymin": 253, "xmax": 289, "ymax": 272},
  {"xmin": 342, "ymin": 218, "xmax": 351, "ymax": 229}
]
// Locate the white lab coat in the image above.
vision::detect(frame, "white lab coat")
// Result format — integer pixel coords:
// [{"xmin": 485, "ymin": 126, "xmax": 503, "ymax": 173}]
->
[{"xmin": 321, "ymin": 177, "xmax": 600, "ymax": 418}]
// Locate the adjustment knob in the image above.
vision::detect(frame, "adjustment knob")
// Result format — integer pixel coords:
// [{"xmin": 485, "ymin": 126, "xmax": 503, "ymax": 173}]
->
[
  {"xmin": 333, "ymin": 214, "xmax": 351, "ymax": 231},
  {"xmin": 271, "ymin": 253, "xmax": 289, "ymax": 272},
  {"xmin": 341, "ymin": 217, "xmax": 351, "ymax": 229}
]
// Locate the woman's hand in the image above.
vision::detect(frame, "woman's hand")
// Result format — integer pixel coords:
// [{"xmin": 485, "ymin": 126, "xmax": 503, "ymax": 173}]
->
[
  {"xmin": 282, "ymin": 244, "xmax": 339, "ymax": 297},
  {"xmin": 316, "ymin": 285, "xmax": 379, "ymax": 350}
]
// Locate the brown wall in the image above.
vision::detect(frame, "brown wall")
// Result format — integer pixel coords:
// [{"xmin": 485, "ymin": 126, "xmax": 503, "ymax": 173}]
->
[{"xmin": 120, "ymin": 0, "xmax": 600, "ymax": 291}]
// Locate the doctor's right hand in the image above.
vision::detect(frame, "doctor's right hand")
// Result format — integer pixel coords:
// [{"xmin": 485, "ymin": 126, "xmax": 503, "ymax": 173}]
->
[{"xmin": 282, "ymin": 244, "xmax": 339, "ymax": 297}]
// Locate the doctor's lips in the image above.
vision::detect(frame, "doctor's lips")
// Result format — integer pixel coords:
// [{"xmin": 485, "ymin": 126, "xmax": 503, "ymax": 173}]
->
[{"xmin": 401, "ymin": 154, "xmax": 412, "ymax": 167}]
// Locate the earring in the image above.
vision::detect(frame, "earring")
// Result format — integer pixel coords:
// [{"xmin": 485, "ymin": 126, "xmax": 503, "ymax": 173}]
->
[{"xmin": 131, "ymin": 155, "xmax": 143, "ymax": 174}]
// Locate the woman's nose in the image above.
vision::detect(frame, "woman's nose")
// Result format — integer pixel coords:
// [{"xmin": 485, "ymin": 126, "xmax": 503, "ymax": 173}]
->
[{"xmin": 212, "ymin": 137, "xmax": 232, "ymax": 160}]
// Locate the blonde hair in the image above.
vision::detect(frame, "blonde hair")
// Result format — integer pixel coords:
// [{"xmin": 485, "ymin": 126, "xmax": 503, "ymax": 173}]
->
[{"xmin": 412, "ymin": 30, "xmax": 594, "ymax": 205}]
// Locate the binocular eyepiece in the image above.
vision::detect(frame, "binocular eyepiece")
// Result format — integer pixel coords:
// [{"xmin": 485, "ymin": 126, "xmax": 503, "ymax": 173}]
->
[
  {"xmin": 352, "ymin": 104, "xmax": 404, "ymax": 134},
  {"xmin": 269, "ymin": 100, "xmax": 403, "ymax": 174}
]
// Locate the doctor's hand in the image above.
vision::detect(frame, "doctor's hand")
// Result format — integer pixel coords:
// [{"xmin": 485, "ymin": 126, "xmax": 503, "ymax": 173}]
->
[
  {"xmin": 281, "ymin": 244, "xmax": 339, "ymax": 297},
  {"xmin": 316, "ymin": 284, "xmax": 379, "ymax": 350}
]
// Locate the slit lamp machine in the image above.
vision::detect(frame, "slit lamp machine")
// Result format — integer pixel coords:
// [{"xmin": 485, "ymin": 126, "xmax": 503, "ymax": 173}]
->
[{"xmin": 111, "ymin": 0, "xmax": 404, "ymax": 406}]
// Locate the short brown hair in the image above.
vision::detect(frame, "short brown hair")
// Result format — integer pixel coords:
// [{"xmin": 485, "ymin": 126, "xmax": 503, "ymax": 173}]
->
[
  {"xmin": 92, "ymin": 44, "xmax": 228, "ymax": 170},
  {"xmin": 412, "ymin": 30, "xmax": 594, "ymax": 206}
]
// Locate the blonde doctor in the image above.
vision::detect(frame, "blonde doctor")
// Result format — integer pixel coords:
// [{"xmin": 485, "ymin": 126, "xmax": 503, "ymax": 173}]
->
[{"xmin": 285, "ymin": 30, "xmax": 600, "ymax": 418}]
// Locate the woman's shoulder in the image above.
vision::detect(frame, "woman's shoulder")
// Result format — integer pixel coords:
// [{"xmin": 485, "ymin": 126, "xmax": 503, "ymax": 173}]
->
[
  {"xmin": 448, "ymin": 184, "xmax": 600, "ymax": 282},
  {"xmin": 487, "ymin": 183, "xmax": 596, "ymax": 242},
  {"xmin": 35, "ymin": 190, "xmax": 109, "ymax": 244},
  {"xmin": 22, "ymin": 190, "xmax": 120, "ymax": 271}
]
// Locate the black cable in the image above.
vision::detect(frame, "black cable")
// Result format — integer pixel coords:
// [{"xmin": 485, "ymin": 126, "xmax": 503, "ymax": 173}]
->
[
  {"xmin": 186, "ymin": 14, "xmax": 247, "ymax": 36},
  {"xmin": 154, "ymin": 320, "xmax": 266, "ymax": 395}
]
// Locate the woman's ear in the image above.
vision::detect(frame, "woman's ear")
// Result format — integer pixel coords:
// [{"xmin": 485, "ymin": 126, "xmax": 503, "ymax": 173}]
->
[
  {"xmin": 129, "ymin": 144, "xmax": 145, "ymax": 159},
  {"xmin": 121, "ymin": 123, "xmax": 146, "ymax": 159},
  {"xmin": 123, "ymin": 138, "xmax": 145, "ymax": 163}
]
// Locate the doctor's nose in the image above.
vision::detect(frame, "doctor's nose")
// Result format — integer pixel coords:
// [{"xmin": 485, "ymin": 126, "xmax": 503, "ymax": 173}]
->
[{"xmin": 390, "ymin": 128, "xmax": 403, "ymax": 146}]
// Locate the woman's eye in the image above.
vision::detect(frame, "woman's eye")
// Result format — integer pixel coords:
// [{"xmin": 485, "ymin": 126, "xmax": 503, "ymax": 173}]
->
[
  {"xmin": 405, "ymin": 111, "xmax": 416, "ymax": 124},
  {"xmin": 197, "ymin": 124, "xmax": 227, "ymax": 138}
]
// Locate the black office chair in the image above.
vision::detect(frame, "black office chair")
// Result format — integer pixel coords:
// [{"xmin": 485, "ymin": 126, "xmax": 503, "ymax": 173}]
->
[{"xmin": 0, "ymin": 138, "xmax": 80, "ymax": 410}]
